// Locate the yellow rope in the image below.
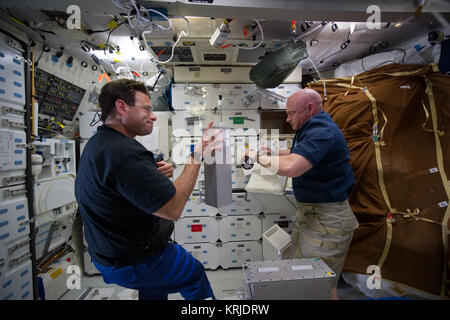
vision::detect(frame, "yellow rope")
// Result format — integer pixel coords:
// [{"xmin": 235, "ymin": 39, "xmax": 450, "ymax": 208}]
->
[
  {"xmin": 421, "ymin": 100, "xmax": 445, "ymax": 136},
  {"xmin": 424, "ymin": 76, "xmax": 450, "ymax": 298}
]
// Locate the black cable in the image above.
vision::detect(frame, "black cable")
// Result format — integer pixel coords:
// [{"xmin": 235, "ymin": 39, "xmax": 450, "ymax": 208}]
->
[
  {"xmin": 362, "ymin": 47, "xmax": 407, "ymax": 71},
  {"xmin": 86, "ymin": 28, "xmax": 111, "ymax": 34},
  {"xmin": 89, "ymin": 112, "xmax": 101, "ymax": 126},
  {"xmin": 34, "ymin": 35, "xmax": 47, "ymax": 68},
  {"xmin": 361, "ymin": 55, "xmax": 367, "ymax": 72},
  {"xmin": 387, "ymin": 48, "xmax": 407, "ymax": 64},
  {"xmin": 319, "ymin": 30, "xmax": 352, "ymax": 64},
  {"xmin": 104, "ymin": 21, "xmax": 129, "ymax": 57}
]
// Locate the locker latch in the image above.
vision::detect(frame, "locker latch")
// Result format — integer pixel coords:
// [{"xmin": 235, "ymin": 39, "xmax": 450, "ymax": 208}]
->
[
  {"xmin": 4, "ymin": 187, "xmax": 27, "ymax": 198},
  {"xmin": 19, "ymin": 217, "xmax": 35, "ymax": 227},
  {"xmin": 1, "ymin": 119, "xmax": 26, "ymax": 130},
  {"xmin": 9, "ymin": 252, "xmax": 31, "ymax": 267},
  {"xmin": 1, "ymin": 105, "xmax": 26, "ymax": 116},
  {"xmin": 8, "ymin": 238, "xmax": 30, "ymax": 255},
  {"xmin": 3, "ymin": 175, "xmax": 26, "ymax": 185}
]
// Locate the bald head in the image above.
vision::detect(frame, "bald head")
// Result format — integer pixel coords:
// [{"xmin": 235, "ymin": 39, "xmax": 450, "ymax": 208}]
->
[
  {"xmin": 288, "ymin": 88, "xmax": 323, "ymax": 114},
  {"xmin": 285, "ymin": 88, "xmax": 323, "ymax": 131}
]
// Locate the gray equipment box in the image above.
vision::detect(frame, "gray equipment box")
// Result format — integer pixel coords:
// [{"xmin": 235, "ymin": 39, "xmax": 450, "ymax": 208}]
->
[
  {"xmin": 243, "ymin": 258, "xmax": 336, "ymax": 300},
  {"xmin": 204, "ymin": 126, "xmax": 232, "ymax": 208}
]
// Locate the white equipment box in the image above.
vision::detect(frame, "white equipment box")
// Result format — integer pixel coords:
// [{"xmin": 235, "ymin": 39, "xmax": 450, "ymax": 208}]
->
[
  {"xmin": 219, "ymin": 241, "xmax": 262, "ymax": 269},
  {"xmin": 171, "ymin": 111, "xmax": 220, "ymax": 137},
  {"xmin": 243, "ymin": 258, "xmax": 336, "ymax": 300},
  {"xmin": 231, "ymin": 167, "xmax": 250, "ymax": 189},
  {"xmin": 218, "ymin": 215, "xmax": 262, "ymax": 242},
  {"xmin": 37, "ymin": 252, "xmax": 74, "ymax": 300},
  {"xmin": 173, "ymin": 164, "xmax": 204, "ymax": 191},
  {"xmin": 259, "ymin": 84, "xmax": 301, "ymax": 109},
  {"xmin": 171, "ymin": 136, "xmax": 201, "ymax": 164},
  {"xmin": 262, "ymin": 224, "xmax": 292, "ymax": 261},
  {"xmin": 218, "ymin": 192, "xmax": 262, "ymax": 216},
  {"xmin": 181, "ymin": 190, "xmax": 218, "ymax": 218},
  {"xmin": 174, "ymin": 216, "xmax": 219, "ymax": 244},
  {"xmin": 221, "ymin": 110, "xmax": 260, "ymax": 136},
  {"xmin": 0, "ymin": 32, "xmax": 33, "ymax": 301},
  {"xmin": 253, "ymin": 192, "xmax": 297, "ymax": 216},
  {"xmin": 0, "ymin": 185, "xmax": 30, "ymax": 244},
  {"xmin": 262, "ymin": 213, "xmax": 295, "ymax": 236},
  {"xmin": 182, "ymin": 243, "xmax": 220, "ymax": 270}
]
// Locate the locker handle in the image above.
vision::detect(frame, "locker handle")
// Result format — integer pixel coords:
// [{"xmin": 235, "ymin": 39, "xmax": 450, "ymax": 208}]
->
[
  {"xmin": 3, "ymin": 175, "xmax": 26, "ymax": 185},
  {"xmin": 9, "ymin": 253, "xmax": 31, "ymax": 267},
  {"xmin": 19, "ymin": 217, "xmax": 35, "ymax": 227},
  {"xmin": 4, "ymin": 187, "xmax": 27, "ymax": 198},
  {"xmin": 198, "ymin": 181, "xmax": 205, "ymax": 203},
  {"xmin": 8, "ymin": 238, "xmax": 30, "ymax": 255},
  {"xmin": 1, "ymin": 106, "xmax": 26, "ymax": 116},
  {"xmin": 1, "ymin": 119, "xmax": 26, "ymax": 129}
]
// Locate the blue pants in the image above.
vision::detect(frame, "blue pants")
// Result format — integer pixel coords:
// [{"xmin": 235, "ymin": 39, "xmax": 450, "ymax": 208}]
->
[{"xmin": 93, "ymin": 243, "xmax": 215, "ymax": 300}]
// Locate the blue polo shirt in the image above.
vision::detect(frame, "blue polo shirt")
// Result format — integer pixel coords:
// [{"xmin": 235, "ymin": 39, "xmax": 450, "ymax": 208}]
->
[{"xmin": 290, "ymin": 111, "xmax": 354, "ymax": 203}]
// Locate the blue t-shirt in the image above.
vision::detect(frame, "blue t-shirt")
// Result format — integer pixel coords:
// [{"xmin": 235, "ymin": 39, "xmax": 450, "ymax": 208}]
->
[
  {"xmin": 75, "ymin": 125, "xmax": 176, "ymax": 267},
  {"xmin": 290, "ymin": 111, "xmax": 354, "ymax": 203}
]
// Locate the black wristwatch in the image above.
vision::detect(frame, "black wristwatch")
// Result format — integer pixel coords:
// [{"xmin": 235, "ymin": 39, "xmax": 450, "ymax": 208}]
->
[{"xmin": 190, "ymin": 151, "xmax": 203, "ymax": 163}]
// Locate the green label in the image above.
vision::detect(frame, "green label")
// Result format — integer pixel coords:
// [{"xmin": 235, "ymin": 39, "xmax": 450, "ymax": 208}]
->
[{"xmin": 233, "ymin": 117, "xmax": 244, "ymax": 124}]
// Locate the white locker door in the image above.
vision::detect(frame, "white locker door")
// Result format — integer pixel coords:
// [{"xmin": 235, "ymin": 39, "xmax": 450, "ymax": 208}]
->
[
  {"xmin": 218, "ymin": 192, "xmax": 262, "ymax": 216},
  {"xmin": 259, "ymin": 84, "xmax": 301, "ymax": 109},
  {"xmin": 219, "ymin": 241, "xmax": 262, "ymax": 269},
  {"xmin": 171, "ymin": 111, "xmax": 221, "ymax": 137},
  {"xmin": 0, "ymin": 32, "xmax": 32, "ymax": 300},
  {"xmin": 181, "ymin": 190, "xmax": 218, "ymax": 218},
  {"xmin": 174, "ymin": 217, "xmax": 219, "ymax": 244},
  {"xmin": 262, "ymin": 213, "xmax": 295, "ymax": 236},
  {"xmin": 171, "ymin": 136, "xmax": 201, "ymax": 164},
  {"xmin": 171, "ymin": 84, "xmax": 216, "ymax": 111},
  {"xmin": 182, "ymin": 243, "xmax": 220, "ymax": 270},
  {"xmin": 218, "ymin": 215, "xmax": 262, "ymax": 242},
  {"xmin": 222, "ymin": 110, "xmax": 260, "ymax": 136}
]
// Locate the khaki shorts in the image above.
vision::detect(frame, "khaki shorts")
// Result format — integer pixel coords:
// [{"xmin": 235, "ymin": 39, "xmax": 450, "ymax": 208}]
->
[{"xmin": 290, "ymin": 199, "xmax": 359, "ymax": 288}]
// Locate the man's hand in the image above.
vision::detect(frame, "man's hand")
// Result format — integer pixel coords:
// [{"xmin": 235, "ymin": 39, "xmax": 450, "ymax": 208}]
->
[
  {"xmin": 240, "ymin": 149, "xmax": 257, "ymax": 163},
  {"xmin": 156, "ymin": 161, "xmax": 174, "ymax": 178},
  {"xmin": 258, "ymin": 146, "xmax": 272, "ymax": 156},
  {"xmin": 193, "ymin": 121, "xmax": 224, "ymax": 162}
]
